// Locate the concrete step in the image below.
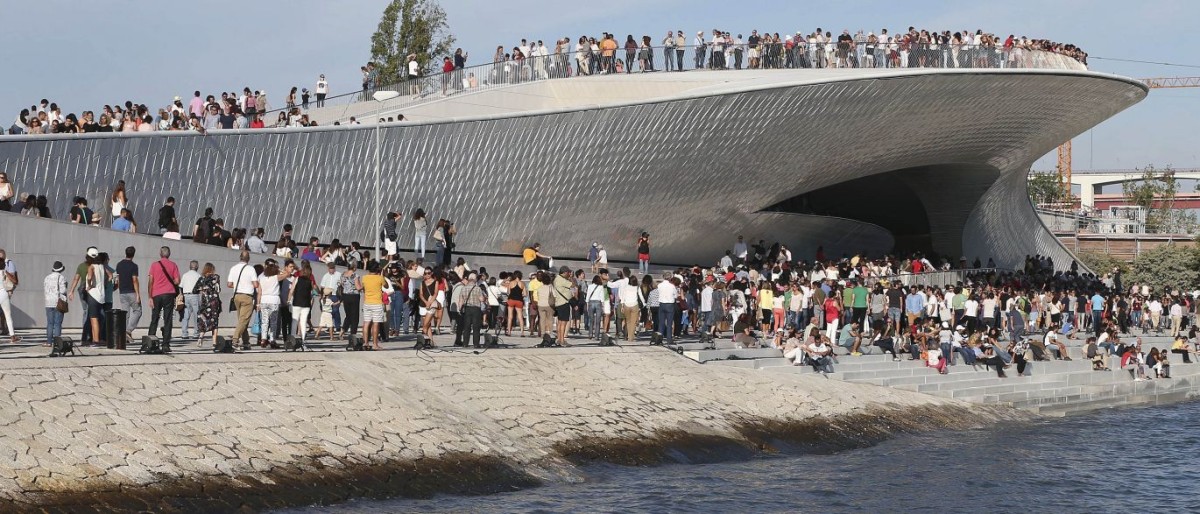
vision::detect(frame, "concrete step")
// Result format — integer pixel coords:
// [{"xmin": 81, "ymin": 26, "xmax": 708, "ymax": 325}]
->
[
  {"xmin": 704, "ymin": 357, "xmax": 791, "ymax": 370},
  {"xmin": 684, "ymin": 348, "xmax": 782, "ymax": 363}
]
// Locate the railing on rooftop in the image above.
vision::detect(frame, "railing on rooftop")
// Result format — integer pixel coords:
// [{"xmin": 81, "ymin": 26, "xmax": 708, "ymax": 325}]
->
[
  {"xmin": 870, "ymin": 267, "xmax": 1001, "ymax": 289},
  {"xmin": 294, "ymin": 44, "xmax": 1086, "ymax": 126}
]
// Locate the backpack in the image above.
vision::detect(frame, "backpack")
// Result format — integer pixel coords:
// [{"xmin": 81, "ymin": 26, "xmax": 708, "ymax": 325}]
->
[
  {"xmin": 213, "ymin": 336, "xmax": 234, "ymax": 353},
  {"xmin": 195, "ymin": 216, "xmax": 213, "ymax": 242}
]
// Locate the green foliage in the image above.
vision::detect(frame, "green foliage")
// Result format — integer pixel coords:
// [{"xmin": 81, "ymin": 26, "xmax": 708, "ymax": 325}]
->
[
  {"xmin": 370, "ymin": 0, "xmax": 456, "ymax": 86},
  {"xmin": 1127, "ymin": 244, "xmax": 1200, "ymax": 293},
  {"xmin": 1027, "ymin": 172, "xmax": 1067, "ymax": 206},
  {"xmin": 1076, "ymin": 251, "xmax": 1127, "ymax": 275},
  {"xmin": 1121, "ymin": 164, "xmax": 1197, "ymax": 233}
]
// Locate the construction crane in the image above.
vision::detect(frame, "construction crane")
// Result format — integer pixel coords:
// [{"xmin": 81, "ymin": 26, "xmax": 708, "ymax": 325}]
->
[{"xmin": 1056, "ymin": 76, "xmax": 1200, "ymax": 197}]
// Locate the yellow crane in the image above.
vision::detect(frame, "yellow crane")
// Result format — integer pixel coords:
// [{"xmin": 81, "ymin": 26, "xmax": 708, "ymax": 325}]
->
[{"xmin": 1057, "ymin": 76, "xmax": 1200, "ymax": 197}]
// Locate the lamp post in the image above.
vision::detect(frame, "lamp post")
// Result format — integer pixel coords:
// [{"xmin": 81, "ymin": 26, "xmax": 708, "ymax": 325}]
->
[{"xmin": 370, "ymin": 90, "xmax": 401, "ymax": 260}]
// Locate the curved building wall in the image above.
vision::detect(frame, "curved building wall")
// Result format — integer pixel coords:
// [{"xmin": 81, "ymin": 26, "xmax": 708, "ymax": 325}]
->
[{"xmin": 0, "ymin": 69, "xmax": 1145, "ymax": 268}]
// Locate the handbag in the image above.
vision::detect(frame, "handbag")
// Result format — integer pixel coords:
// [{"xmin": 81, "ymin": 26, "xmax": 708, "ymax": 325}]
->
[
  {"xmin": 55, "ymin": 279, "xmax": 69, "ymax": 314},
  {"xmin": 158, "ymin": 262, "xmax": 185, "ymax": 313}
]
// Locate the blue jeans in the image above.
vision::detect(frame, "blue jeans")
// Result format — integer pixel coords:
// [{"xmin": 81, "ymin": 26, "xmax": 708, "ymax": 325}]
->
[
  {"xmin": 658, "ymin": 303, "xmax": 676, "ymax": 342},
  {"xmin": 587, "ymin": 300, "xmax": 604, "ymax": 338},
  {"xmin": 785, "ymin": 310, "xmax": 798, "ymax": 329},
  {"xmin": 181, "ymin": 293, "xmax": 200, "ymax": 338},
  {"xmin": 390, "ymin": 291, "xmax": 408, "ymax": 332},
  {"xmin": 45, "ymin": 307, "xmax": 63, "ymax": 342},
  {"xmin": 701, "ymin": 310, "xmax": 714, "ymax": 333},
  {"xmin": 1092, "ymin": 311, "xmax": 1103, "ymax": 336},
  {"xmin": 639, "ymin": 258, "xmax": 649, "ymax": 275}
]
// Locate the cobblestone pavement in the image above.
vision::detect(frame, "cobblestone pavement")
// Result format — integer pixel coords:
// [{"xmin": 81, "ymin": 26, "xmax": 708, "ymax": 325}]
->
[{"xmin": 0, "ymin": 324, "xmax": 1009, "ymax": 510}]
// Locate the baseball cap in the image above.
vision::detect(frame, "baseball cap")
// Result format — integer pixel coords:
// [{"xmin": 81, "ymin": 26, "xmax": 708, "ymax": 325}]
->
[
  {"xmin": 86, "ymin": 247, "xmax": 99, "ymax": 258},
  {"xmin": 51, "ymin": 261, "xmax": 64, "ymax": 272}
]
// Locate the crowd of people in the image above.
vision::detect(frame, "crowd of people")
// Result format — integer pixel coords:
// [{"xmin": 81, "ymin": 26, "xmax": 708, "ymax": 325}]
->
[
  {"xmin": 3, "ymin": 201, "xmax": 1199, "ymax": 385},
  {"xmin": 6, "ymin": 23, "xmax": 1089, "ymax": 136},
  {"xmin": 4, "ymin": 72, "xmax": 341, "ymax": 136}
]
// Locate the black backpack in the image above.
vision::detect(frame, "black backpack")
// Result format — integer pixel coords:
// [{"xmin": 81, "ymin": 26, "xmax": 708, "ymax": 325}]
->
[
  {"xmin": 195, "ymin": 216, "xmax": 213, "ymax": 242},
  {"xmin": 213, "ymin": 336, "xmax": 234, "ymax": 353}
]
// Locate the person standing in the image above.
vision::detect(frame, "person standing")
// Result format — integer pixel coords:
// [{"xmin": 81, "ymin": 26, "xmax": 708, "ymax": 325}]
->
[
  {"xmin": 179, "ymin": 260, "xmax": 202, "ymax": 340},
  {"xmin": 43, "ymin": 261, "xmax": 68, "ymax": 344},
  {"xmin": 382, "ymin": 211, "xmax": 400, "ymax": 257},
  {"xmin": 227, "ymin": 250, "xmax": 258, "ymax": 351},
  {"xmin": 360, "ymin": 260, "xmax": 387, "ymax": 350},
  {"xmin": 662, "ymin": 31, "xmax": 676, "ymax": 72},
  {"xmin": 0, "ymin": 172, "xmax": 15, "ymax": 211},
  {"xmin": 196, "ymin": 263, "xmax": 222, "ymax": 349},
  {"xmin": 455, "ymin": 271, "xmax": 486, "ymax": 348},
  {"xmin": 290, "ymin": 261, "xmax": 316, "ymax": 345},
  {"xmin": 553, "ymin": 266, "xmax": 574, "ymax": 345},
  {"xmin": 315, "ymin": 74, "xmax": 329, "ymax": 108},
  {"xmin": 146, "ymin": 246, "xmax": 181, "ymax": 352},
  {"xmin": 636, "ymin": 232, "xmax": 650, "ymax": 275},
  {"xmin": 0, "ymin": 249, "xmax": 18, "ymax": 343},
  {"xmin": 339, "ymin": 267, "xmax": 363, "ymax": 339},
  {"xmin": 1090, "ymin": 290, "xmax": 1105, "ymax": 337},
  {"xmin": 657, "ymin": 272, "xmax": 678, "ymax": 344},
  {"xmin": 412, "ymin": 208, "xmax": 428, "ymax": 257},
  {"xmin": 114, "ymin": 247, "xmax": 142, "ymax": 340},
  {"xmin": 256, "ymin": 259, "xmax": 291, "ymax": 348},
  {"xmin": 157, "ymin": 197, "xmax": 177, "ymax": 234}
]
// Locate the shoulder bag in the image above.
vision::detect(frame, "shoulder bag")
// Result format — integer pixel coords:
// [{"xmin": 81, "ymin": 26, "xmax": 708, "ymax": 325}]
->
[
  {"xmin": 158, "ymin": 262, "xmax": 186, "ymax": 313},
  {"xmin": 55, "ymin": 277, "xmax": 69, "ymax": 314},
  {"xmin": 228, "ymin": 264, "xmax": 248, "ymax": 312}
]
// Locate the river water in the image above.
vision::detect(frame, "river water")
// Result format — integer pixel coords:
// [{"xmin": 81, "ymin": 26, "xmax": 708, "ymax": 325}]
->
[{"xmin": 281, "ymin": 401, "xmax": 1200, "ymax": 513}]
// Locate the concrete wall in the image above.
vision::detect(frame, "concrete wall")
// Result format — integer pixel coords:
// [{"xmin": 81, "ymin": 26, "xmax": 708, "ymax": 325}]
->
[
  {"xmin": 0, "ymin": 347, "xmax": 1013, "ymax": 511},
  {"xmin": 0, "ymin": 211, "xmax": 248, "ymax": 330}
]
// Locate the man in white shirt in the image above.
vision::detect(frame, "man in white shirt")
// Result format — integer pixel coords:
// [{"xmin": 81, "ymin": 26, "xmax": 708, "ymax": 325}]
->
[
  {"xmin": 618, "ymin": 277, "xmax": 643, "ymax": 341},
  {"xmin": 805, "ymin": 338, "xmax": 834, "ymax": 374},
  {"xmin": 700, "ymin": 279, "xmax": 715, "ymax": 334},
  {"xmin": 1148, "ymin": 298, "xmax": 1164, "ymax": 334},
  {"xmin": 656, "ymin": 272, "xmax": 678, "ymax": 343},
  {"xmin": 718, "ymin": 251, "xmax": 733, "ymax": 270},
  {"xmin": 315, "ymin": 74, "xmax": 329, "ymax": 107},
  {"xmin": 179, "ymin": 260, "xmax": 203, "ymax": 340},
  {"xmin": 320, "ymin": 262, "xmax": 340, "ymax": 293},
  {"xmin": 227, "ymin": 250, "xmax": 258, "ymax": 350},
  {"xmin": 1169, "ymin": 300, "xmax": 1184, "ymax": 337},
  {"xmin": 694, "ymin": 31, "xmax": 706, "ymax": 69},
  {"xmin": 733, "ymin": 236, "xmax": 748, "ymax": 265}
]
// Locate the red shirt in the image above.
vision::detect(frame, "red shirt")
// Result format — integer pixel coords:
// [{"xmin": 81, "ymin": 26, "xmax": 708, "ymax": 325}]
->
[
  {"xmin": 250, "ymin": 120, "xmax": 264, "ymax": 129},
  {"xmin": 148, "ymin": 258, "xmax": 181, "ymax": 297},
  {"xmin": 442, "ymin": 60, "xmax": 454, "ymax": 73}
]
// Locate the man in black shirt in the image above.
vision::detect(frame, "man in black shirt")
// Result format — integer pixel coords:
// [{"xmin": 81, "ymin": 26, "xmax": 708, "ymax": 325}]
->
[
  {"xmin": 114, "ymin": 246, "xmax": 142, "ymax": 338},
  {"xmin": 157, "ymin": 197, "xmax": 177, "ymax": 233},
  {"xmin": 193, "ymin": 207, "xmax": 214, "ymax": 242},
  {"xmin": 886, "ymin": 285, "xmax": 905, "ymax": 333},
  {"xmin": 209, "ymin": 219, "xmax": 230, "ymax": 246}
]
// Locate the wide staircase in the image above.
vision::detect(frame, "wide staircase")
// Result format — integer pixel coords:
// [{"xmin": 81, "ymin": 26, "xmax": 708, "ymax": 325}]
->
[{"xmin": 676, "ymin": 341, "xmax": 1200, "ymax": 417}]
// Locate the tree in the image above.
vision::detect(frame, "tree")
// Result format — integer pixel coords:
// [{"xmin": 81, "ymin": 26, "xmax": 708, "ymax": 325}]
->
[
  {"xmin": 1076, "ymin": 251, "xmax": 1127, "ymax": 275},
  {"xmin": 1127, "ymin": 244, "xmax": 1200, "ymax": 294},
  {"xmin": 1027, "ymin": 172, "xmax": 1067, "ymax": 207},
  {"xmin": 1122, "ymin": 164, "xmax": 1196, "ymax": 233},
  {"xmin": 370, "ymin": 0, "xmax": 456, "ymax": 87}
]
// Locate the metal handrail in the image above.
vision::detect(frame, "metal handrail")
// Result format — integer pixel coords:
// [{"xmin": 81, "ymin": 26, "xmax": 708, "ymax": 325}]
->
[
  {"xmin": 305, "ymin": 44, "xmax": 1086, "ymax": 125},
  {"xmin": 871, "ymin": 267, "xmax": 1001, "ymax": 289},
  {"xmin": 4, "ymin": 44, "xmax": 1086, "ymax": 136}
]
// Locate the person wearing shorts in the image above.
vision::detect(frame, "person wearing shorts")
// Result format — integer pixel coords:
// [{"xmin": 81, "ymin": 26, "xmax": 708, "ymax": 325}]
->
[{"xmin": 360, "ymin": 261, "xmax": 388, "ymax": 349}]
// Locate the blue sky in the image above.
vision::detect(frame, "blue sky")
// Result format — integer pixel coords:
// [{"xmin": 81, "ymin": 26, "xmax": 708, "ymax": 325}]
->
[{"xmin": 2, "ymin": 0, "xmax": 1196, "ymax": 170}]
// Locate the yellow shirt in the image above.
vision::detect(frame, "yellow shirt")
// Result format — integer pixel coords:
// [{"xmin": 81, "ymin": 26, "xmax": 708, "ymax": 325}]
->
[
  {"xmin": 523, "ymin": 248, "xmax": 536, "ymax": 264},
  {"xmin": 759, "ymin": 289, "xmax": 774, "ymax": 310},
  {"xmin": 362, "ymin": 274, "xmax": 385, "ymax": 305}
]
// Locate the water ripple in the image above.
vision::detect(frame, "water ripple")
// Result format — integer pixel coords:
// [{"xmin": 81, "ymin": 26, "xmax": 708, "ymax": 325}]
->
[{"xmin": 276, "ymin": 400, "xmax": 1200, "ymax": 514}]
